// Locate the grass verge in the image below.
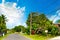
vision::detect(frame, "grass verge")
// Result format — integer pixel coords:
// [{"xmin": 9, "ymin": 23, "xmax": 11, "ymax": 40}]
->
[
  {"xmin": 20, "ymin": 33, "xmax": 55, "ymax": 40},
  {"xmin": 0, "ymin": 33, "xmax": 13, "ymax": 40},
  {"xmin": 0, "ymin": 34, "xmax": 9, "ymax": 40}
]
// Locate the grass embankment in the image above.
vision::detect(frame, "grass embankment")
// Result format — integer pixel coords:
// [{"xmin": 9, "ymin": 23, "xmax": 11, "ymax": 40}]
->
[{"xmin": 20, "ymin": 33, "xmax": 55, "ymax": 40}]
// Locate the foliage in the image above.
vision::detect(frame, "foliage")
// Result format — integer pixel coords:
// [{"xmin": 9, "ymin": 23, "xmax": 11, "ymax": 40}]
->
[
  {"xmin": 13, "ymin": 26, "xmax": 21, "ymax": 32},
  {"xmin": 47, "ymin": 25, "xmax": 58, "ymax": 35},
  {"xmin": 26, "ymin": 12, "xmax": 59, "ymax": 36},
  {"xmin": 26, "ymin": 12, "xmax": 51, "ymax": 35},
  {"xmin": 51, "ymin": 26, "xmax": 58, "ymax": 35},
  {"xmin": 26, "ymin": 26, "xmax": 30, "ymax": 35},
  {"xmin": 0, "ymin": 14, "xmax": 7, "ymax": 34},
  {"xmin": 13, "ymin": 25, "xmax": 26, "ymax": 33},
  {"xmin": 21, "ymin": 26, "xmax": 26, "ymax": 33}
]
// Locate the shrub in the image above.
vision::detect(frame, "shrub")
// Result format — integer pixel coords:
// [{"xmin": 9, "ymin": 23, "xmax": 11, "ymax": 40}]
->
[
  {"xmin": 13, "ymin": 26, "xmax": 21, "ymax": 32},
  {"xmin": 47, "ymin": 25, "xmax": 58, "ymax": 35},
  {"xmin": 41, "ymin": 30, "xmax": 46, "ymax": 36},
  {"xmin": 51, "ymin": 26, "xmax": 58, "ymax": 35},
  {"xmin": 26, "ymin": 28, "xmax": 30, "ymax": 35}
]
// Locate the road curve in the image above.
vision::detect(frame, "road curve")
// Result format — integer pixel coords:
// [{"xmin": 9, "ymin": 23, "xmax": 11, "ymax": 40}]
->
[{"xmin": 4, "ymin": 33, "xmax": 30, "ymax": 40}]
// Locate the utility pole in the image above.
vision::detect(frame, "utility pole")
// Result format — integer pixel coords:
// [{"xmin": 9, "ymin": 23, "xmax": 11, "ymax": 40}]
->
[{"xmin": 30, "ymin": 13, "xmax": 32, "ymax": 35}]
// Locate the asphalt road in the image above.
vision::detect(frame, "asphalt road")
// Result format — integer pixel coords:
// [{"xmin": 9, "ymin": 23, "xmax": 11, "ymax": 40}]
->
[{"xmin": 4, "ymin": 33, "xmax": 30, "ymax": 40}]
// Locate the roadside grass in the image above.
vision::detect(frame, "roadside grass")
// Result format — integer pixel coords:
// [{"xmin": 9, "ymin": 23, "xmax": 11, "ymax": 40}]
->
[
  {"xmin": 0, "ymin": 34, "xmax": 9, "ymax": 40},
  {"xmin": 0, "ymin": 32, "xmax": 14, "ymax": 40},
  {"xmin": 20, "ymin": 33, "xmax": 55, "ymax": 40},
  {"xmin": 0, "ymin": 36, "xmax": 3, "ymax": 40}
]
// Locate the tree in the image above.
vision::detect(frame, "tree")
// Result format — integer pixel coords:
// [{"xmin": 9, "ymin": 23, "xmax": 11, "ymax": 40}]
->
[
  {"xmin": 26, "ymin": 12, "xmax": 39, "ymax": 35},
  {"xmin": 13, "ymin": 26, "xmax": 21, "ymax": 32},
  {"xmin": 0, "ymin": 14, "xmax": 7, "ymax": 34},
  {"xmin": 13, "ymin": 25, "xmax": 26, "ymax": 33},
  {"xmin": 26, "ymin": 12, "xmax": 50, "ymax": 35}
]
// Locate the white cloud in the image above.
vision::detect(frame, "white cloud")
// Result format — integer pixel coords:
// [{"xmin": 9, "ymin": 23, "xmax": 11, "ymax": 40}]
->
[
  {"xmin": 0, "ymin": 0, "xmax": 26, "ymax": 28},
  {"xmin": 13, "ymin": 3, "xmax": 17, "ymax": 7},
  {"xmin": 49, "ymin": 10, "xmax": 60, "ymax": 23},
  {"xmin": 57, "ymin": 10, "xmax": 60, "ymax": 16}
]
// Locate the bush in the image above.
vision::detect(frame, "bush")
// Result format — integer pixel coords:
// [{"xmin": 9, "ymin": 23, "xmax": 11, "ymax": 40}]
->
[
  {"xmin": 21, "ymin": 26, "xmax": 26, "ymax": 33},
  {"xmin": 47, "ymin": 25, "xmax": 58, "ymax": 35},
  {"xmin": 13, "ymin": 26, "xmax": 21, "ymax": 32},
  {"xmin": 26, "ymin": 28, "xmax": 30, "ymax": 35},
  {"xmin": 41, "ymin": 30, "xmax": 46, "ymax": 36},
  {"xmin": 51, "ymin": 26, "xmax": 58, "ymax": 35}
]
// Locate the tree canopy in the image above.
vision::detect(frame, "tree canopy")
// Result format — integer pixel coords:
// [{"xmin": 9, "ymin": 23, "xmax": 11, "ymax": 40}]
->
[
  {"xmin": 26, "ymin": 12, "xmax": 51, "ymax": 30},
  {"xmin": 26, "ymin": 12, "xmax": 55, "ymax": 35}
]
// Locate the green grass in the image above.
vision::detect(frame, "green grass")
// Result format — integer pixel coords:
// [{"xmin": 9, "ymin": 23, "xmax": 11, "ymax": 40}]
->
[
  {"xmin": 20, "ymin": 33, "xmax": 54, "ymax": 40},
  {"xmin": 0, "ymin": 33, "xmax": 13, "ymax": 40},
  {"xmin": 0, "ymin": 34, "xmax": 9, "ymax": 40},
  {"xmin": 0, "ymin": 36, "xmax": 3, "ymax": 40}
]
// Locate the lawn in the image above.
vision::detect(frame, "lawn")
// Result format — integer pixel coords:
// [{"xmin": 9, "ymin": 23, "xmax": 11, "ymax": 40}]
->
[{"xmin": 20, "ymin": 33, "xmax": 54, "ymax": 40}]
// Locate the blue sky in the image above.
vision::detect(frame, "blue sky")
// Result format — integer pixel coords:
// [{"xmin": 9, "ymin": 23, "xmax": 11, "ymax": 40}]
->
[
  {"xmin": 5, "ymin": 0, "xmax": 60, "ymax": 16},
  {"xmin": 18, "ymin": 0, "xmax": 60, "ymax": 15},
  {"xmin": 0, "ymin": 0, "xmax": 60, "ymax": 29}
]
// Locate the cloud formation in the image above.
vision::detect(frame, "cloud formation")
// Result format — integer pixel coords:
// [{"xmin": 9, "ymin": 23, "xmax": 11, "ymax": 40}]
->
[
  {"xmin": 0, "ymin": 0, "xmax": 26, "ymax": 28},
  {"xmin": 49, "ymin": 10, "xmax": 60, "ymax": 23}
]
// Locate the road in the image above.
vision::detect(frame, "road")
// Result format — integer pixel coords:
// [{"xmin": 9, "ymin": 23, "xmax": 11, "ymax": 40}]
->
[
  {"xmin": 4, "ymin": 33, "xmax": 30, "ymax": 40},
  {"xmin": 49, "ymin": 36, "xmax": 60, "ymax": 40}
]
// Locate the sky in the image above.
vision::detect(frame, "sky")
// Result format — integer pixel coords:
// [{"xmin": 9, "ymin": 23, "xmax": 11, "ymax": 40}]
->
[{"xmin": 0, "ymin": 0, "xmax": 60, "ymax": 29}]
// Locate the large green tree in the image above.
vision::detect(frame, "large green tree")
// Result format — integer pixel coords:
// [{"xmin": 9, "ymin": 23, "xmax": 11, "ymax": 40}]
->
[
  {"xmin": 26, "ymin": 12, "xmax": 52, "ymax": 34},
  {"xmin": 26, "ymin": 12, "xmax": 49, "ymax": 29}
]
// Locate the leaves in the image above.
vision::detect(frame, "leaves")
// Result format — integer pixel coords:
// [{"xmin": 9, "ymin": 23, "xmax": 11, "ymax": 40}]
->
[{"xmin": 0, "ymin": 14, "xmax": 7, "ymax": 32}]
